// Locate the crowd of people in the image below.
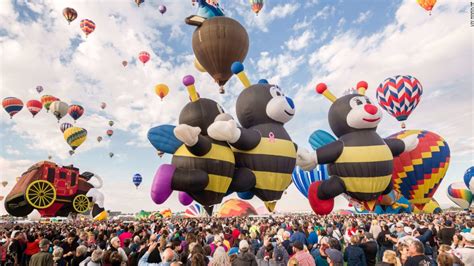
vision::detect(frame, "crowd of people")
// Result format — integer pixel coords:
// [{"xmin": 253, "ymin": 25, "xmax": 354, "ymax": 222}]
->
[{"xmin": 0, "ymin": 211, "xmax": 473, "ymax": 266}]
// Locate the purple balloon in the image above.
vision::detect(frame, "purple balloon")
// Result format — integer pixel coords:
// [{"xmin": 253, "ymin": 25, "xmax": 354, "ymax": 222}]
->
[
  {"xmin": 150, "ymin": 164, "xmax": 175, "ymax": 204},
  {"xmin": 178, "ymin": 192, "xmax": 193, "ymax": 206},
  {"xmin": 158, "ymin": 5, "xmax": 167, "ymax": 14},
  {"xmin": 183, "ymin": 75, "xmax": 195, "ymax": 86}
]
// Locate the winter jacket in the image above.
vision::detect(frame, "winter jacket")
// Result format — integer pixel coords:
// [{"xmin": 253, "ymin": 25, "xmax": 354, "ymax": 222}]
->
[
  {"xmin": 343, "ymin": 244, "xmax": 367, "ymax": 266},
  {"xmin": 232, "ymin": 250, "xmax": 258, "ymax": 266}
]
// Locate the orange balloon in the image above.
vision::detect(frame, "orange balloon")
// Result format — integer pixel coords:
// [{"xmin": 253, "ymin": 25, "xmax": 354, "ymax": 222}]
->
[
  {"xmin": 417, "ymin": 0, "xmax": 436, "ymax": 14},
  {"xmin": 154, "ymin": 84, "xmax": 169, "ymax": 101}
]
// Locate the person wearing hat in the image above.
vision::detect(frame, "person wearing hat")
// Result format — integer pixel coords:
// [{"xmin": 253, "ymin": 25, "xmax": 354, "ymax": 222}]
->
[
  {"xmin": 454, "ymin": 232, "xmax": 474, "ymax": 265},
  {"xmin": 326, "ymin": 248, "xmax": 344, "ymax": 266},
  {"xmin": 438, "ymin": 220, "xmax": 456, "ymax": 245},
  {"xmin": 29, "ymin": 239, "xmax": 53, "ymax": 266},
  {"xmin": 231, "ymin": 240, "xmax": 257, "ymax": 266}
]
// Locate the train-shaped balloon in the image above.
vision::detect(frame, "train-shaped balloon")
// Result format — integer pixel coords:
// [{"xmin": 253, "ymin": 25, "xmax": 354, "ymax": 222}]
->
[{"xmin": 4, "ymin": 161, "xmax": 107, "ymax": 220}]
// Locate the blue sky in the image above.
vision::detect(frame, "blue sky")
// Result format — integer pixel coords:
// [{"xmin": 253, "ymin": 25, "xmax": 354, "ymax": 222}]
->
[{"xmin": 0, "ymin": 0, "xmax": 472, "ymax": 214}]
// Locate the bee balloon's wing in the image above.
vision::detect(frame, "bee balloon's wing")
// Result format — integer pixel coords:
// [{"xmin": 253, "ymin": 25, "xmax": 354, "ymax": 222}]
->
[
  {"xmin": 308, "ymin": 129, "xmax": 336, "ymax": 150},
  {"xmin": 147, "ymin": 125, "xmax": 183, "ymax": 154}
]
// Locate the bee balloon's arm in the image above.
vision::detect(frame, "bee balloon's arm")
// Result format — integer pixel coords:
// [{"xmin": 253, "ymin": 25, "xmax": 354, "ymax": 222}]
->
[
  {"xmin": 230, "ymin": 127, "xmax": 261, "ymax": 151},
  {"xmin": 384, "ymin": 138, "xmax": 406, "ymax": 157},
  {"xmin": 186, "ymin": 135, "xmax": 212, "ymax": 157},
  {"xmin": 316, "ymin": 140, "xmax": 344, "ymax": 164}
]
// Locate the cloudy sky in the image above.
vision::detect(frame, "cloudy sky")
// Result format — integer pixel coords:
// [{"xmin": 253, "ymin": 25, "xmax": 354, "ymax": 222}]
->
[{"xmin": 0, "ymin": 0, "xmax": 472, "ymax": 215}]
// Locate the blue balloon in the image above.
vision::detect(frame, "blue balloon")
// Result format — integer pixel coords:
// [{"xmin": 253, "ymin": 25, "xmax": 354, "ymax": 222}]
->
[
  {"xmin": 147, "ymin": 125, "xmax": 182, "ymax": 154},
  {"xmin": 291, "ymin": 165, "xmax": 328, "ymax": 198},
  {"xmin": 464, "ymin": 166, "xmax": 474, "ymax": 193},
  {"xmin": 133, "ymin": 173, "xmax": 142, "ymax": 188}
]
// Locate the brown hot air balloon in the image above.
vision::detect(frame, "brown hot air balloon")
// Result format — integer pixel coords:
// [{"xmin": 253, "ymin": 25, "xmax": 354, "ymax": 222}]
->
[
  {"xmin": 187, "ymin": 16, "xmax": 249, "ymax": 94},
  {"xmin": 63, "ymin": 7, "xmax": 78, "ymax": 25}
]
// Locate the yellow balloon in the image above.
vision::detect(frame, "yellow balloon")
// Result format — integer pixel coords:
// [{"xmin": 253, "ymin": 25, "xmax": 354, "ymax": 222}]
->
[
  {"xmin": 154, "ymin": 84, "xmax": 169, "ymax": 101},
  {"xmin": 63, "ymin": 127, "xmax": 87, "ymax": 151},
  {"xmin": 194, "ymin": 58, "xmax": 206, "ymax": 73}
]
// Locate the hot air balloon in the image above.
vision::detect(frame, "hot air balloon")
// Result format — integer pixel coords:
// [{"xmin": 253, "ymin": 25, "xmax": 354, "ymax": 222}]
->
[
  {"xmin": 50, "ymin": 101, "xmax": 69, "ymax": 122},
  {"xmin": 80, "ymin": 19, "xmax": 96, "ymax": 38},
  {"xmin": 26, "ymin": 100, "xmax": 43, "ymax": 117},
  {"xmin": 447, "ymin": 182, "xmax": 473, "ymax": 210},
  {"xmin": 187, "ymin": 17, "xmax": 249, "ymax": 94},
  {"xmin": 41, "ymin": 95, "xmax": 59, "ymax": 112},
  {"xmin": 464, "ymin": 167, "xmax": 474, "ymax": 193},
  {"xmin": 68, "ymin": 104, "xmax": 84, "ymax": 122},
  {"xmin": 390, "ymin": 130, "xmax": 450, "ymax": 212},
  {"xmin": 48, "ymin": 155, "xmax": 52, "ymax": 160},
  {"xmin": 36, "ymin": 86, "xmax": 43, "ymax": 94},
  {"xmin": 417, "ymin": 0, "xmax": 437, "ymax": 15},
  {"xmin": 135, "ymin": 0, "xmax": 144, "ymax": 7},
  {"xmin": 376, "ymin": 75, "xmax": 423, "ymax": 128},
  {"xmin": 108, "ymin": 120, "xmax": 114, "ymax": 127},
  {"xmin": 250, "ymin": 0, "xmax": 264, "ymax": 15},
  {"xmin": 138, "ymin": 51, "xmax": 150, "ymax": 65},
  {"xmin": 185, "ymin": 203, "xmax": 208, "ymax": 218},
  {"xmin": 217, "ymin": 199, "xmax": 257, "ymax": 217},
  {"xmin": 122, "ymin": 61, "xmax": 128, "ymax": 67},
  {"xmin": 100, "ymin": 102, "xmax": 106, "ymax": 109},
  {"xmin": 106, "ymin": 129, "xmax": 113, "ymax": 137},
  {"xmin": 1, "ymin": 181, "xmax": 7, "ymax": 187},
  {"xmin": 292, "ymin": 165, "xmax": 328, "ymax": 198},
  {"xmin": 2, "ymin": 97, "xmax": 23, "ymax": 119},
  {"xmin": 63, "ymin": 7, "xmax": 77, "ymax": 24},
  {"xmin": 109, "ymin": 152, "xmax": 114, "ymax": 158},
  {"xmin": 64, "ymin": 127, "xmax": 87, "ymax": 153},
  {"xmin": 60, "ymin": 122, "xmax": 73, "ymax": 133},
  {"xmin": 154, "ymin": 84, "xmax": 169, "ymax": 101},
  {"xmin": 97, "ymin": 136, "xmax": 103, "ymax": 142},
  {"xmin": 158, "ymin": 5, "xmax": 167, "ymax": 15},
  {"xmin": 133, "ymin": 174, "xmax": 142, "ymax": 188}
]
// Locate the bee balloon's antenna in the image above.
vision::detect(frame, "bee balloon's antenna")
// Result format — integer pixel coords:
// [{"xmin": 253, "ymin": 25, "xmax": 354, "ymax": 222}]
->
[
  {"xmin": 316, "ymin": 83, "xmax": 337, "ymax": 103},
  {"xmin": 183, "ymin": 75, "xmax": 199, "ymax": 102},
  {"xmin": 357, "ymin": 81, "xmax": 368, "ymax": 95},
  {"xmin": 231, "ymin": 61, "xmax": 251, "ymax": 89}
]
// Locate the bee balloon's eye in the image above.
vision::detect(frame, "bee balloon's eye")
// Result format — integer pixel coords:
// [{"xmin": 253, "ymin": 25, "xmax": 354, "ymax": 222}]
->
[
  {"xmin": 269, "ymin": 86, "xmax": 284, "ymax": 98},
  {"xmin": 355, "ymin": 99, "xmax": 363, "ymax": 105}
]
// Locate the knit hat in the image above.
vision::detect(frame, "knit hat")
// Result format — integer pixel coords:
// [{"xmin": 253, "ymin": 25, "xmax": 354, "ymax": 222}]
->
[
  {"xmin": 228, "ymin": 247, "xmax": 239, "ymax": 256},
  {"xmin": 239, "ymin": 240, "xmax": 249, "ymax": 251}
]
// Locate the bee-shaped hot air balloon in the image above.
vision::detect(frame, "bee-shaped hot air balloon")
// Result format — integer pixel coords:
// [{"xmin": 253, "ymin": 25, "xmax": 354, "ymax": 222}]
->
[
  {"xmin": 207, "ymin": 62, "xmax": 297, "ymax": 212},
  {"xmin": 148, "ymin": 75, "xmax": 248, "ymax": 214},
  {"xmin": 296, "ymin": 82, "xmax": 419, "ymax": 214}
]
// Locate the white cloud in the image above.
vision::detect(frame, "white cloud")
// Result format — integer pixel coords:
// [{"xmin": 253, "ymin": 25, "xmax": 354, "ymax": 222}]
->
[
  {"xmin": 235, "ymin": 2, "xmax": 299, "ymax": 32},
  {"xmin": 315, "ymin": 5, "xmax": 336, "ymax": 20},
  {"xmin": 5, "ymin": 146, "xmax": 20, "ymax": 155},
  {"xmin": 353, "ymin": 10, "xmax": 372, "ymax": 24},
  {"xmin": 285, "ymin": 30, "xmax": 315, "ymax": 51},
  {"xmin": 337, "ymin": 17, "xmax": 346, "ymax": 28},
  {"xmin": 255, "ymin": 52, "xmax": 304, "ymax": 85},
  {"xmin": 292, "ymin": 16, "xmax": 312, "ymax": 31}
]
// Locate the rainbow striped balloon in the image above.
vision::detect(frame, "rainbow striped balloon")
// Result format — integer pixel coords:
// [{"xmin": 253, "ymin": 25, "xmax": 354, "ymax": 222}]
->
[
  {"xmin": 447, "ymin": 182, "xmax": 473, "ymax": 210},
  {"xmin": 2, "ymin": 97, "xmax": 23, "ymax": 118},
  {"xmin": 184, "ymin": 203, "xmax": 208, "ymax": 218}
]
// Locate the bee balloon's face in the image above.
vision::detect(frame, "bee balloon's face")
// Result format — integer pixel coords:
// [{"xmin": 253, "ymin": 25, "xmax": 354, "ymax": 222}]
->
[
  {"xmin": 265, "ymin": 85, "xmax": 295, "ymax": 124},
  {"xmin": 179, "ymin": 98, "xmax": 226, "ymax": 135},
  {"xmin": 346, "ymin": 95, "xmax": 382, "ymax": 129}
]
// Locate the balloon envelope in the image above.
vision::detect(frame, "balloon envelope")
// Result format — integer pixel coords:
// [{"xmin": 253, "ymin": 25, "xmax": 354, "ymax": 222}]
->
[
  {"xmin": 60, "ymin": 123, "xmax": 73, "ymax": 133},
  {"xmin": 133, "ymin": 174, "xmax": 142, "ymax": 188},
  {"xmin": 36, "ymin": 86, "xmax": 44, "ymax": 93},
  {"xmin": 154, "ymin": 84, "xmax": 169, "ymax": 100},
  {"xmin": 68, "ymin": 104, "xmax": 84, "ymax": 121},
  {"xmin": 64, "ymin": 127, "xmax": 87, "ymax": 151},
  {"xmin": 191, "ymin": 17, "xmax": 249, "ymax": 89},
  {"xmin": 80, "ymin": 19, "xmax": 96, "ymax": 37},
  {"xmin": 50, "ymin": 101, "xmax": 69, "ymax": 122},
  {"xmin": 2, "ymin": 97, "xmax": 23, "ymax": 118},
  {"xmin": 185, "ymin": 203, "xmax": 208, "ymax": 218},
  {"xmin": 138, "ymin": 51, "xmax": 150, "ymax": 65},
  {"xmin": 216, "ymin": 199, "xmax": 257, "ymax": 217},
  {"xmin": 158, "ymin": 5, "xmax": 167, "ymax": 14},
  {"xmin": 464, "ymin": 167, "xmax": 474, "ymax": 193},
  {"xmin": 41, "ymin": 95, "xmax": 59, "ymax": 112},
  {"xmin": 292, "ymin": 165, "xmax": 328, "ymax": 198},
  {"xmin": 100, "ymin": 102, "xmax": 106, "ymax": 109},
  {"xmin": 447, "ymin": 182, "xmax": 473, "ymax": 210},
  {"xmin": 26, "ymin": 100, "xmax": 42, "ymax": 117},
  {"xmin": 390, "ymin": 130, "xmax": 450, "ymax": 211},
  {"xmin": 63, "ymin": 7, "xmax": 77, "ymax": 24}
]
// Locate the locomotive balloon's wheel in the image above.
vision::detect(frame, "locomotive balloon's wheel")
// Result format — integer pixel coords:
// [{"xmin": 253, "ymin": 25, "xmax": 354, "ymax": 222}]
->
[
  {"xmin": 73, "ymin": 194, "xmax": 90, "ymax": 213},
  {"xmin": 26, "ymin": 180, "xmax": 56, "ymax": 209}
]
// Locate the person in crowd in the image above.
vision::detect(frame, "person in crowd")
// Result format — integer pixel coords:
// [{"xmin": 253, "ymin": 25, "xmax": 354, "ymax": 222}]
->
[
  {"xmin": 72, "ymin": 245, "xmax": 88, "ymax": 266},
  {"xmin": 232, "ymin": 240, "xmax": 257, "ymax": 266},
  {"xmin": 79, "ymin": 249, "xmax": 103, "ymax": 266},
  {"xmin": 453, "ymin": 232, "xmax": 474, "ymax": 265},
  {"xmin": 377, "ymin": 224, "xmax": 395, "ymax": 261},
  {"xmin": 109, "ymin": 236, "xmax": 128, "ymax": 263},
  {"xmin": 62, "ymin": 232, "xmax": 79, "ymax": 265},
  {"xmin": 52, "ymin": 247, "xmax": 66, "ymax": 266},
  {"xmin": 326, "ymin": 248, "xmax": 344, "ymax": 266},
  {"xmin": 360, "ymin": 232, "xmax": 378, "ymax": 266},
  {"xmin": 376, "ymin": 250, "xmax": 400, "ymax": 266},
  {"xmin": 292, "ymin": 241, "xmax": 315, "ymax": 266},
  {"xmin": 23, "ymin": 234, "xmax": 40, "ymax": 265},
  {"xmin": 439, "ymin": 220, "xmax": 456, "ymax": 246},
  {"xmin": 404, "ymin": 239, "xmax": 431, "ymax": 266},
  {"xmin": 210, "ymin": 246, "xmax": 230, "ymax": 266},
  {"xmin": 344, "ymin": 235, "xmax": 366, "ymax": 266},
  {"xmin": 29, "ymin": 239, "xmax": 53, "ymax": 266}
]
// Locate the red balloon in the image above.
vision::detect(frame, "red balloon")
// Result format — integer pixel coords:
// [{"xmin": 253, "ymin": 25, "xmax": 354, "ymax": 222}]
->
[
  {"xmin": 26, "ymin": 100, "xmax": 43, "ymax": 117},
  {"xmin": 308, "ymin": 181, "xmax": 334, "ymax": 215},
  {"xmin": 138, "ymin": 51, "xmax": 150, "ymax": 65}
]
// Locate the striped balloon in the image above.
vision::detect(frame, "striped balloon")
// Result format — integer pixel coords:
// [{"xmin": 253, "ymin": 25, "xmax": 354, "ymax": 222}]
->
[
  {"xmin": 40, "ymin": 95, "xmax": 59, "ymax": 112},
  {"xmin": 464, "ymin": 167, "xmax": 474, "ymax": 193},
  {"xmin": 2, "ymin": 97, "xmax": 23, "ymax": 118},
  {"xmin": 390, "ymin": 130, "xmax": 450, "ymax": 211},
  {"xmin": 138, "ymin": 51, "xmax": 150, "ymax": 65},
  {"xmin": 64, "ymin": 127, "xmax": 87, "ymax": 151},
  {"xmin": 80, "ymin": 19, "xmax": 96, "ymax": 37},
  {"xmin": 376, "ymin": 75, "xmax": 422, "ymax": 127},
  {"xmin": 185, "ymin": 203, "xmax": 208, "ymax": 218},
  {"xmin": 60, "ymin": 122, "xmax": 73, "ymax": 133},
  {"xmin": 447, "ymin": 182, "xmax": 473, "ymax": 210},
  {"xmin": 133, "ymin": 173, "xmax": 142, "ymax": 188},
  {"xmin": 292, "ymin": 165, "xmax": 328, "ymax": 198},
  {"xmin": 26, "ymin": 100, "xmax": 43, "ymax": 117},
  {"xmin": 68, "ymin": 104, "xmax": 84, "ymax": 122}
]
